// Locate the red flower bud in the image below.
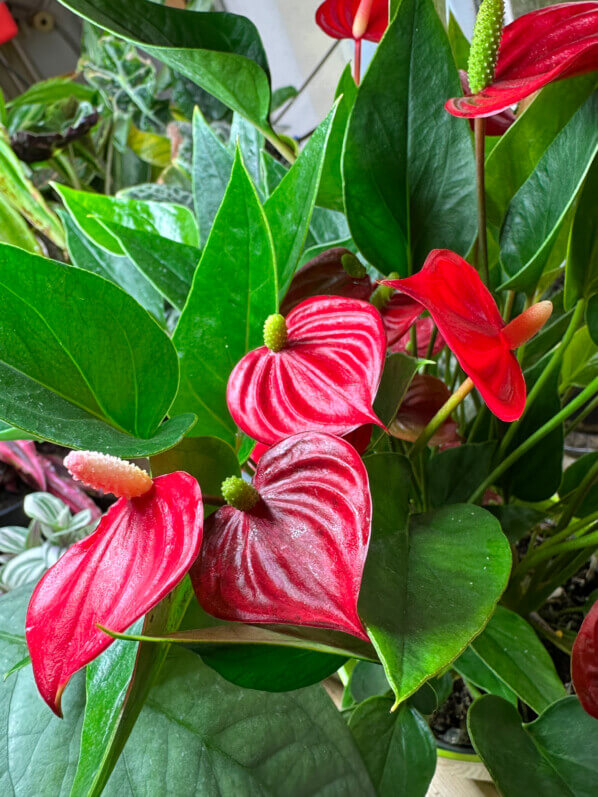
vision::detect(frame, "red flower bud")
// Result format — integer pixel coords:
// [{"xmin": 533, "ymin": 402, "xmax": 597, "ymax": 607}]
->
[
  {"xmin": 572, "ymin": 598, "xmax": 598, "ymax": 719},
  {"xmin": 501, "ymin": 301, "xmax": 553, "ymax": 349}
]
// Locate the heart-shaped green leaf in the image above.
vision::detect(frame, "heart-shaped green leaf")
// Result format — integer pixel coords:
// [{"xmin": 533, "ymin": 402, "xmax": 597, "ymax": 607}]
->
[
  {"xmin": 468, "ymin": 695, "xmax": 598, "ymax": 796},
  {"xmin": 359, "ymin": 453, "xmax": 511, "ymax": 704}
]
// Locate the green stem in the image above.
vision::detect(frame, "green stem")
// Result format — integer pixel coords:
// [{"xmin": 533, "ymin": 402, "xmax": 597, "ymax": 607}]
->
[
  {"xmin": 565, "ymin": 392, "xmax": 598, "ymax": 435},
  {"xmin": 554, "ymin": 458, "xmax": 598, "ymax": 534},
  {"xmin": 469, "ymin": 375, "xmax": 598, "ymax": 503},
  {"xmin": 518, "ymin": 526, "xmax": 598, "ymax": 572},
  {"xmin": 502, "ymin": 290, "xmax": 515, "ymax": 322},
  {"xmin": 498, "ymin": 300, "xmax": 585, "ymax": 459},
  {"xmin": 263, "ymin": 128, "xmax": 297, "ymax": 164},
  {"xmin": 411, "ymin": 378, "xmax": 474, "ymax": 458},
  {"xmin": 475, "ymin": 118, "xmax": 490, "ymax": 287}
]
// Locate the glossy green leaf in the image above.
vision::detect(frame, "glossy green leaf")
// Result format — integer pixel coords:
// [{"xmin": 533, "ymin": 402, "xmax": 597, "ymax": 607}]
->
[
  {"xmin": 447, "ymin": 12, "xmax": 469, "ymax": 70},
  {"xmin": 500, "ymin": 92, "xmax": 598, "ymax": 292},
  {"xmin": 317, "ymin": 64, "xmax": 357, "ymax": 212},
  {"xmin": 343, "ymin": 0, "xmax": 476, "ymax": 275},
  {"xmin": 469, "ymin": 696, "xmax": 598, "ymax": 796},
  {"xmin": 0, "ymin": 198, "xmax": 41, "ymax": 254},
  {"xmin": 559, "ymin": 451, "xmax": 598, "ymax": 518},
  {"xmin": 454, "ymin": 646, "xmax": 518, "ymax": 705},
  {"xmin": 359, "ymin": 453, "xmax": 511, "ymax": 704},
  {"xmin": 55, "ymin": 183, "xmax": 199, "ymax": 254},
  {"xmin": 192, "ymin": 107, "xmax": 235, "ymax": 245},
  {"xmin": 408, "ymin": 672, "xmax": 453, "ymax": 715},
  {"xmin": 97, "ymin": 221, "xmax": 200, "ymax": 311},
  {"xmin": 470, "ymin": 606, "xmax": 565, "ymax": 714},
  {"xmin": 561, "ymin": 326, "xmax": 598, "ymax": 388},
  {"xmin": 62, "ymin": 211, "xmax": 166, "ymax": 326},
  {"xmin": 265, "ymin": 106, "xmax": 337, "ymax": 297},
  {"xmin": 172, "ymin": 150, "xmax": 277, "ymax": 446},
  {"xmin": 229, "ymin": 112, "xmax": 264, "ymax": 194},
  {"xmin": 488, "ymin": 505, "xmax": 546, "ymax": 544},
  {"xmin": 0, "ymin": 243, "xmax": 194, "ymax": 456},
  {"xmin": 127, "ymin": 125, "xmax": 171, "ymax": 167},
  {"xmin": 6, "ymin": 76, "xmax": 97, "ymax": 110},
  {"xmin": 57, "ymin": 0, "xmax": 275, "ymax": 139},
  {"xmin": 485, "ymin": 76, "xmax": 597, "ymax": 230},
  {"xmin": 565, "ymin": 157, "xmax": 598, "ymax": 308},
  {"xmin": 349, "ymin": 698, "xmax": 436, "ymax": 797},
  {"xmin": 426, "ymin": 442, "xmax": 496, "ymax": 508},
  {"xmin": 71, "ymin": 619, "xmax": 144, "ymax": 797},
  {"xmin": 370, "ymin": 352, "xmax": 420, "ymax": 449}
]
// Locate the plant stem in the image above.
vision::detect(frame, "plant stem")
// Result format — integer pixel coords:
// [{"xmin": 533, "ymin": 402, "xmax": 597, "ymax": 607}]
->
[
  {"xmin": 565, "ymin": 392, "xmax": 598, "ymax": 435},
  {"xmin": 354, "ymin": 39, "xmax": 362, "ymax": 85},
  {"xmin": 502, "ymin": 290, "xmax": 515, "ymax": 322},
  {"xmin": 517, "ymin": 526, "xmax": 598, "ymax": 573},
  {"xmin": 498, "ymin": 300, "xmax": 585, "ymax": 459},
  {"xmin": 263, "ymin": 129, "xmax": 297, "ymax": 165},
  {"xmin": 554, "ymin": 458, "xmax": 598, "ymax": 534},
  {"xmin": 203, "ymin": 494, "xmax": 226, "ymax": 507},
  {"xmin": 410, "ymin": 378, "xmax": 474, "ymax": 457},
  {"xmin": 469, "ymin": 375, "xmax": 598, "ymax": 503},
  {"xmin": 475, "ymin": 118, "xmax": 489, "ymax": 287}
]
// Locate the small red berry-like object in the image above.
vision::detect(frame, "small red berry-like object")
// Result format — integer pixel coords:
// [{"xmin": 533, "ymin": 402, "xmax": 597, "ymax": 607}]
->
[
  {"xmin": 227, "ymin": 296, "xmax": 386, "ymax": 445},
  {"xmin": 572, "ymin": 598, "xmax": 598, "ymax": 719},
  {"xmin": 193, "ymin": 432, "xmax": 371, "ymax": 641}
]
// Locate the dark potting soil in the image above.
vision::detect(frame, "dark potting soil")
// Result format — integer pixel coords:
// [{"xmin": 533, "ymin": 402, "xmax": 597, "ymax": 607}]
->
[{"xmin": 429, "ymin": 678, "xmax": 474, "ymax": 749}]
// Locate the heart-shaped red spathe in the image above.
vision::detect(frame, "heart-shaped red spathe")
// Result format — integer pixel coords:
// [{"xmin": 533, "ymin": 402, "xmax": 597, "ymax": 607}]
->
[
  {"xmin": 26, "ymin": 472, "xmax": 203, "ymax": 715},
  {"xmin": 193, "ymin": 432, "xmax": 371, "ymax": 640},
  {"xmin": 250, "ymin": 423, "xmax": 373, "ymax": 465},
  {"xmin": 227, "ymin": 296, "xmax": 386, "ymax": 445},
  {"xmin": 381, "ymin": 250, "xmax": 526, "ymax": 422},
  {"xmin": 280, "ymin": 247, "xmax": 373, "ymax": 315},
  {"xmin": 572, "ymin": 599, "xmax": 598, "ymax": 719},
  {"xmin": 390, "ymin": 374, "xmax": 459, "ymax": 447},
  {"xmin": 446, "ymin": 2, "xmax": 598, "ymax": 118},
  {"xmin": 316, "ymin": 0, "xmax": 388, "ymax": 42}
]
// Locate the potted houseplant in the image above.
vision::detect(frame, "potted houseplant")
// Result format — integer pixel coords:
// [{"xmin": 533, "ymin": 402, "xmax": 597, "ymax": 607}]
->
[{"xmin": 0, "ymin": 0, "xmax": 598, "ymax": 794}]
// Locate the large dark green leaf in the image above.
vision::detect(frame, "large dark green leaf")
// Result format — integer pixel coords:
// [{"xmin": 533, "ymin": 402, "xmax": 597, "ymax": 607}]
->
[
  {"xmin": 565, "ymin": 157, "xmax": 598, "ymax": 308},
  {"xmin": 559, "ymin": 451, "xmax": 598, "ymax": 519},
  {"xmin": 469, "ymin": 606, "xmax": 565, "ymax": 714},
  {"xmin": 454, "ymin": 646, "xmax": 518, "ymax": 705},
  {"xmin": 359, "ymin": 453, "xmax": 511, "ymax": 704},
  {"xmin": 97, "ymin": 221, "xmax": 200, "ymax": 312},
  {"xmin": 172, "ymin": 150, "xmax": 277, "ymax": 447},
  {"xmin": 57, "ymin": 0, "xmax": 274, "ymax": 138},
  {"xmin": 343, "ymin": 0, "xmax": 476, "ymax": 275},
  {"xmin": 371, "ymin": 352, "xmax": 420, "ymax": 449},
  {"xmin": 101, "ymin": 647, "xmax": 375, "ymax": 796},
  {"xmin": 62, "ymin": 212, "xmax": 166, "ymax": 326},
  {"xmin": 468, "ymin": 696, "xmax": 598, "ymax": 796},
  {"xmin": 500, "ymin": 92, "xmax": 598, "ymax": 292},
  {"xmin": 265, "ymin": 106, "xmax": 337, "ymax": 297},
  {"xmin": 192, "ymin": 106, "xmax": 234, "ymax": 245},
  {"xmin": 0, "ymin": 244, "xmax": 194, "ymax": 456},
  {"xmin": 349, "ymin": 697, "xmax": 436, "ymax": 797},
  {"xmin": 485, "ymin": 76, "xmax": 597, "ymax": 230},
  {"xmin": 229, "ymin": 112, "xmax": 265, "ymax": 195},
  {"xmin": 55, "ymin": 183, "xmax": 199, "ymax": 254}
]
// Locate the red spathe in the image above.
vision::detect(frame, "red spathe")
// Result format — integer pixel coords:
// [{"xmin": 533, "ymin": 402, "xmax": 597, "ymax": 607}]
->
[
  {"xmin": 193, "ymin": 433, "xmax": 371, "ymax": 640},
  {"xmin": 315, "ymin": 0, "xmax": 388, "ymax": 42},
  {"xmin": 26, "ymin": 472, "xmax": 203, "ymax": 715}
]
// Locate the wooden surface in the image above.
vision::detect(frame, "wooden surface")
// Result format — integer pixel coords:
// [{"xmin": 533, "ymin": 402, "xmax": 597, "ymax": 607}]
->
[{"xmin": 427, "ymin": 756, "xmax": 499, "ymax": 797}]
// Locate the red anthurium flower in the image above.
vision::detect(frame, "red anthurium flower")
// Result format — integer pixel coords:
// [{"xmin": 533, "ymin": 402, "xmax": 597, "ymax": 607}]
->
[
  {"xmin": 380, "ymin": 293, "xmax": 425, "ymax": 348},
  {"xmin": 315, "ymin": 0, "xmax": 388, "ymax": 42},
  {"xmin": 26, "ymin": 452, "xmax": 203, "ymax": 715},
  {"xmin": 227, "ymin": 296, "xmax": 386, "ymax": 446},
  {"xmin": 381, "ymin": 250, "xmax": 553, "ymax": 422},
  {"xmin": 458, "ymin": 70, "xmax": 516, "ymax": 135},
  {"xmin": 572, "ymin": 598, "xmax": 598, "ymax": 719},
  {"xmin": 446, "ymin": 3, "xmax": 598, "ymax": 119},
  {"xmin": 389, "ymin": 374, "xmax": 460, "ymax": 447},
  {"xmin": 193, "ymin": 432, "xmax": 371, "ymax": 641},
  {"xmin": 280, "ymin": 247, "xmax": 373, "ymax": 315}
]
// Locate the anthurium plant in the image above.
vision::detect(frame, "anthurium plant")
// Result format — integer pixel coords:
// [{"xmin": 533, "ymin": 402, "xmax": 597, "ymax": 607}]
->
[{"xmin": 1, "ymin": 0, "xmax": 598, "ymax": 794}]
